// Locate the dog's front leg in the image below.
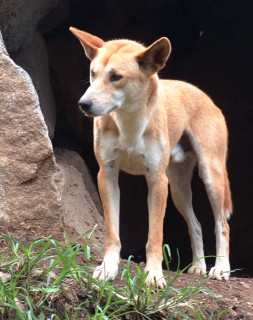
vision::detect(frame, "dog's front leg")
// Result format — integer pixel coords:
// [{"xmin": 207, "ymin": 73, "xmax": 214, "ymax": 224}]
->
[
  {"xmin": 145, "ymin": 171, "xmax": 168, "ymax": 288},
  {"xmin": 93, "ymin": 166, "xmax": 121, "ymax": 281}
]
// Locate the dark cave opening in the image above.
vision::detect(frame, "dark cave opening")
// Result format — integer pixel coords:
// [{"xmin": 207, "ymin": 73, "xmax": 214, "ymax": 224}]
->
[{"xmin": 44, "ymin": 0, "xmax": 253, "ymax": 274}]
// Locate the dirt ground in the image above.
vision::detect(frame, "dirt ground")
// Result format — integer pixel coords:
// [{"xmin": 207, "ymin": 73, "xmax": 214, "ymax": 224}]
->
[
  {"xmin": 165, "ymin": 272, "xmax": 253, "ymax": 319},
  {"xmin": 111, "ymin": 262, "xmax": 253, "ymax": 319},
  {"xmin": 205, "ymin": 275, "xmax": 253, "ymax": 319},
  {"xmin": 60, "ymin": 260, "xmax": 253, "ymax": 319},
  {"xmin": 53, "ymin": 149, "xmax": 253, "ymax": 319},
  {"xmin": 2, "ymin": 149, "xmax": 252, "ymax": 319}
]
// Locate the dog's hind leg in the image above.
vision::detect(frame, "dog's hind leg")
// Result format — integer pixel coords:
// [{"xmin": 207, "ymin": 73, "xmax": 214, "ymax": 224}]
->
[
  {"xmin": 198, "ymin": 157, "xmax": 231, "ymax": 280},
  {"xmin": 169, "ymin": 155, "xmax": 207, "ymax": 275}
]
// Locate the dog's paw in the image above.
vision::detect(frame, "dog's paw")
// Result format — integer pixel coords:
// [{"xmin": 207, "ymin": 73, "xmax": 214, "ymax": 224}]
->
[
  {"xmin": 93, "ymin": 260, "xmax": 119, "ymax": 281},
  {"xmin": 209, "ymin": 266, "xmax": 230, "ymax": 280},
  {"xmin": 188, "ymin": 265, "xmax": 207, "ymax": 276},
  {"xmin": 144, "ymin": 266, "xmax": 166, "ymax": 288}
]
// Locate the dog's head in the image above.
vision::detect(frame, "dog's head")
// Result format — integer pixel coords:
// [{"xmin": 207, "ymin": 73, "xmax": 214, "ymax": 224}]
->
[{"xmin": 70, "ymin": 27, "xmax": 171, "ymax": 117}]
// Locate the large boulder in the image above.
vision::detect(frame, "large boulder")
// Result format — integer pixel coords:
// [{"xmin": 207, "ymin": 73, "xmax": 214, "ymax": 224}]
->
[
  {"xmin": 0, "ymin": 29, "xmax": 104, "ymax": 248},
  {"xmin": 0, "ymin": 31, "xmax": 63, "ymax": 239},
  {"xmin": 0, "ymin": 0, "xmax": 59, "ymax": 52},
  {"xmin": 55, "ymin": 148, "xmax": 104, "ymax": 253},
  {"xmin": 0, "ymin": 0, "xmax": 59, "ymax": 138},
  {"xmin": 0, "ymin": 31, "xmax": 104, "ymax": 246},
  {"xmin": 14, "ymin": 32, "xmax": 56, "ymax": 138}
]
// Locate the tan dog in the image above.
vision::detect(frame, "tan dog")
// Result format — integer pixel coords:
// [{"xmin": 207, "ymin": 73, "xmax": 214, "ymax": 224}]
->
[{"xmin": 70, "ymin": 27, "xmax": 233, "ymax": 287}]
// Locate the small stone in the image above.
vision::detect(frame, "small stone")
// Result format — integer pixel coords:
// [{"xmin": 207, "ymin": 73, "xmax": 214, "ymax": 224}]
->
[{"xmin": 0, "ymin": 271, "xmax": 11, "ymax": 283}]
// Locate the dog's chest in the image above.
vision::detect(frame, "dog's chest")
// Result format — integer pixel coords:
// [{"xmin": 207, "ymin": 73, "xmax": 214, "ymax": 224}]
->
[
  {"xmin": 102, "ymin": 129, "xmax": 165, "ymax": 176},
  {"xmin": 114, "ymin": 117, "xmax": 150, "ymax": 174},
  {"xmin": 97, "ymin": 114, "xmax": 167, "ymax": 175},
  {"xmin": 115, "ymin": 139, "xmax": 147, "ymax": 175}
]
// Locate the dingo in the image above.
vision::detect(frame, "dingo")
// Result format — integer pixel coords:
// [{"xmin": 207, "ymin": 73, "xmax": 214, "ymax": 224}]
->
[{"xmin": 70, "ymin": 27, "xmax": 232, "ymax": 287}]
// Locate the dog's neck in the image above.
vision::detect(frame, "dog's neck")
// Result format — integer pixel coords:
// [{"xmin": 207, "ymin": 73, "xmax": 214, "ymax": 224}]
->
[
  {"xmin": 110, "ymin": 108, "xmax": 148, "ymax": 146},
  {"xmin": 109, "ymin": 76, "xmax": 160, "ymax": 146}
]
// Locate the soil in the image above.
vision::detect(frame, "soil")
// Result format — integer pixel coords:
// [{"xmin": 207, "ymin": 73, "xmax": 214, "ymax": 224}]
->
[
  {"xmin": 51, "ymin": 262, "xmax": 253, "ymax": 319},
  {"xmin": 113, "ymin": 263, "xmax": 253, "ymax": 319},
  {"xmin": 160, "ymin": 272, "xmax": 253, "ymax": 319},
  {"xmin": 54, "ymin": 149, "xmax": 253, "ymax": 319},
  {"xmin": 1, "ymin": 149, "xmax": 252, "ymax": 319}
]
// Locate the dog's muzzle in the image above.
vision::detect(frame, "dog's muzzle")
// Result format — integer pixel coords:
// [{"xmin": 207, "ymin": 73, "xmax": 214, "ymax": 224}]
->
[
  {"xmin": 79, "ymin": 99, "xmax": 94, "ymax": 116},
  {"xmin": 78, "ymin": 98, "xmax": 120, "ymax": 117}
]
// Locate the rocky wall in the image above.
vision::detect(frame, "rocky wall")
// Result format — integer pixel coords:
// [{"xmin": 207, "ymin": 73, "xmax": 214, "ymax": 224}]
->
[
  {"xmin": 0, "ymin": 30, "xmax": 104, "ymax": 246},
  {"xmin": 0, "ymin": 31, "xmax": 63, "ymax": 239}
]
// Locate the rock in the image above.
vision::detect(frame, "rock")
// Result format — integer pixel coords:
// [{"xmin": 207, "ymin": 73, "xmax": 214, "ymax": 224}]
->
[
  {"xmin": 54, "ymin": 148, "xmax": 102, "ymax": 214},
  {"xmin": 0, "ymin": 0, "xmax": 60, "ymax": 138},
  {"xmin": 0, "ymin": 271, "xmax": 11, "ymax": 283},
  {"xmin": 0, "ymin": 0, "xmax": 59, "ymax": 52},
  {"xmin": 0, "ymin": 33, "xmax": 105, "ymax": 248},
  {"xmin": 0, "ymin": 31, "xmax": 63, "ymax": 239},
  {"xmin": 54, "ymin": 148, "xmax": 104, "ymax": 253},
  {"xmin": 14, "ymin": 32, "xmax": 56, "ymax": 138}
]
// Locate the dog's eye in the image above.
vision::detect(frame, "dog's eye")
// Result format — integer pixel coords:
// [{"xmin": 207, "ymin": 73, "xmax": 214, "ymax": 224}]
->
[
  {"xmin": 91, "ymin": 70, "xmax": 96, "ymax": 78},
  {"xmin": 110, "ymin": 74, "xmax": 122, "ymax": 82}
]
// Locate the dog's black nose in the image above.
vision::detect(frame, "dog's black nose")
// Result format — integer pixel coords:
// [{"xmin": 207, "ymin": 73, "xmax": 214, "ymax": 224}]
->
[{"xmin": 79, "ymin": 99, "xmax": 93, "ymax": 112}]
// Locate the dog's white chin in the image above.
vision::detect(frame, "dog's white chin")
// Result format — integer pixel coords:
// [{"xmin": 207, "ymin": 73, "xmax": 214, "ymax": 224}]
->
[{"xmin": 82, "ymin": 105, "xmax": 120, "ymax": 117}]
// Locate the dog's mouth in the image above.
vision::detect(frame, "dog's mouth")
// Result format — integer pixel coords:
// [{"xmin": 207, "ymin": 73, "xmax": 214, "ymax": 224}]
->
[
  {"xmin": 79, "ymin": 104, "xmax": 119, "ymax": 117},
  {"xmin": 79, "ymin": 107, "xmax": 95, "ymax": 117}
]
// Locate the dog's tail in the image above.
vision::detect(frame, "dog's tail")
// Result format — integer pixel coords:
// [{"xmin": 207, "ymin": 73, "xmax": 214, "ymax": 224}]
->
[{"xmin": 224, "ymin": 169, "xmax": 233, "ymax": 220}]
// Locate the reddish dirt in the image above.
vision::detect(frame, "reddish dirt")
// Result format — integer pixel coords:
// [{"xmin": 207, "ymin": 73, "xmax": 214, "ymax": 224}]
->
[
  {"xmin": 115, "ymin": 263, "xmax": 253, "ymax": 319},
  {"xmin": 169, "ymin": 272, "xmax": 253, "ymax": 319},
  {"xmin": 1, "ymin": 149, "xmax": 252, "ymax": 319}
]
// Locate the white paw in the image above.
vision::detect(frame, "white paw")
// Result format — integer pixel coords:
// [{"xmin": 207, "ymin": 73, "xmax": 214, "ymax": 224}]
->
[
  {"xmin": 209, "ymin": 265, "xmax": 230, "ymax": 280},
  {"xmin": 188, "ymin": 265, "xmax": 207, "ymax": 276},
  {"xmin": 144, "ymin": 266, "xmax": 166, "ymax": 288},
  {"xmin": 93, "ymin": 258, "xmax": 119, "ymax": 281}
]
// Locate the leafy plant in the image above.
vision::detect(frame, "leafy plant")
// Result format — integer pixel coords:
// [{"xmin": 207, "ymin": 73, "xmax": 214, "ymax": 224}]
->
[{"xmin": 0, "ymin": 230, "xmax": 231, "ymax": 320}]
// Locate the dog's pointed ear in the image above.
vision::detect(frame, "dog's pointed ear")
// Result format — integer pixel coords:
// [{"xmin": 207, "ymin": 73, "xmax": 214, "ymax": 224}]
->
[
  {"xmin": 136, "ymin": 37, "xmax": 171, "ymax": 75},
  {"xmin": 69, "ymin": 27, "xmax": 105, "ymax": 60}
]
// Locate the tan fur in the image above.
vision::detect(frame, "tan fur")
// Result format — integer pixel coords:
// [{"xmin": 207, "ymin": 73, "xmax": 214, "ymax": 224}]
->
[{"xmin": 70, "ymin": 27, "xmax": 233, "ymax": 286}]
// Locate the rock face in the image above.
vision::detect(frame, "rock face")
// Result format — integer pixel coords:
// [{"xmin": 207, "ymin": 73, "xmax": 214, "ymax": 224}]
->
[
  {"xmin": 14, "ymin": 32, "xmax": 56, "ymax": 138},
  {"xmin": 0, "ymin": 31, "xmax": 104, "ymax": 247},
  {"xmin": 0, "ymin": 0, "xmax": 58, "ymax": 51},
  {"xmin": 0, "ymin": 33, "xmax": 104, "ymax": 246},
  {"xmin": 0, "ymin": 0, "xmax": 59, "ymax": 138},
  {"xmin": 0, "ymin": 31, "xmax": 63, "ymax": 238},
  {"xmin": 55, "ymin": 148, "xmax": 104, "ymax": 255}
]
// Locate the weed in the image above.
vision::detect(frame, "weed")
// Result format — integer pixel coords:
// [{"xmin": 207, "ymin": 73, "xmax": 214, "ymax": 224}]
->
[{"xmin": 0, "ymin": 230, "xmax": 231, "ymax": 319}]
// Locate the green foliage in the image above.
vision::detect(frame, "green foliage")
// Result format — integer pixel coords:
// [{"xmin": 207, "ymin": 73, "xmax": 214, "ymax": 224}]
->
[{"xmin": 0, "ymin": 230, "xmax": 231, "ymax": 320}]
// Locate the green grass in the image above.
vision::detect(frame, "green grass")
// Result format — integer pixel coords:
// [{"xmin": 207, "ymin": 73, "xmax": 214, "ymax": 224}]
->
[{"xmin": 0, "ymin": 228, "xmax": 231, "ymax": 320}]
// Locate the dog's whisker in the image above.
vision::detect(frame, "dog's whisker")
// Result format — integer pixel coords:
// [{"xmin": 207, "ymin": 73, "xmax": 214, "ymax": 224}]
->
[{"xmin": 80, "ymin": 79, "xmax": 90, "ymax": 85}]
